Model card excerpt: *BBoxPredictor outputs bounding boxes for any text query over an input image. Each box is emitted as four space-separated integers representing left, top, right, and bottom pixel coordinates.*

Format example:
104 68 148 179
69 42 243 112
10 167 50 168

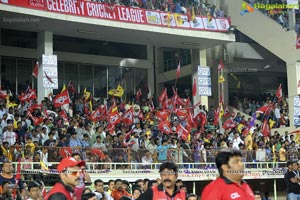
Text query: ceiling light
264 65 272 69
182 42 201 46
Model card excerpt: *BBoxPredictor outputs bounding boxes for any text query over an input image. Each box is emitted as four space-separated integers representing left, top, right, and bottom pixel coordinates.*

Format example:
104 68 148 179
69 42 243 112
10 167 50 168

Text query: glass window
108 66 122 91
94 66 107 98
79 64 93 93
1 57 16 93
134 68 148 100
122 67 134 97
17 58 33 94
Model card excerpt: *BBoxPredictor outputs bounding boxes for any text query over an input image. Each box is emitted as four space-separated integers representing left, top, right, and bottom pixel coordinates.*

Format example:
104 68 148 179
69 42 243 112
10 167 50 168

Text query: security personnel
201 150 255 200
46 157 85 200
137 161 186 200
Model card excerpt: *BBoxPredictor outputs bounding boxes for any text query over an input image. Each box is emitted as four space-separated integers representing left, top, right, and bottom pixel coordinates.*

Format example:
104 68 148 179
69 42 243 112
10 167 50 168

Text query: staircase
226 0 298 62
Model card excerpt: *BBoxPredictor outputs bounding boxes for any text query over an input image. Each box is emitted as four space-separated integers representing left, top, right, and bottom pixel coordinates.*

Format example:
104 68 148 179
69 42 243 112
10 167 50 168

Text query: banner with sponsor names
84 168 286 182
1 0 230 32
42 54 58 89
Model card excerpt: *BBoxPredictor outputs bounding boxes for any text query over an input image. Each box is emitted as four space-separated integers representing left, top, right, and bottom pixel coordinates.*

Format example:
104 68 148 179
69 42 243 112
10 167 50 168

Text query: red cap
57 157 85 172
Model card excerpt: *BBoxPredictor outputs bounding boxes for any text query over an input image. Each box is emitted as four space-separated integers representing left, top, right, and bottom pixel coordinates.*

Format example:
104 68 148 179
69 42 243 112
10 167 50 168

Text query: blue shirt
156 145 170 161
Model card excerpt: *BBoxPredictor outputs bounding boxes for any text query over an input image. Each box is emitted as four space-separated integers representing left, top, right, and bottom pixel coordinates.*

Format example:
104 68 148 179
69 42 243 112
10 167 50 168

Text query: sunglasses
63 169 83 176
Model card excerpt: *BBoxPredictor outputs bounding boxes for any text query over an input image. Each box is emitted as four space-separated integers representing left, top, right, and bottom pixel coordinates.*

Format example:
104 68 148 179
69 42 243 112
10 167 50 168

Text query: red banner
1 0 230 32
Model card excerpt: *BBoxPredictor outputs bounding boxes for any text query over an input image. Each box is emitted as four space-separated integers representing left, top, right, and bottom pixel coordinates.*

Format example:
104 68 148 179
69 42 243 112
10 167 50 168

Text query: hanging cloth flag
218 75 225 83
276 84 282 101
218 59 224 71
32 61 39 78
192 78 197 97
296 34 300 49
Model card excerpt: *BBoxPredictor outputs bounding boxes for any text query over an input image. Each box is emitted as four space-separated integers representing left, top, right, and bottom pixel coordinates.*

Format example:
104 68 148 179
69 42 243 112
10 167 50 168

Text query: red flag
261 119 270 137
59 109 69 122
222 119 237 129
0 89 7 99
158 120 172 134
256 104 271 114
125 129 133 140
53 90 71 108
90 148 105 160
224 106 230 118
107 112 120 125
156 110 170 122
176 123 189 140
136 88 142 101
276 84 282 101
122 107 133 125
192 78 197 96
296 34 300 49
218 59 224 71
159 88 167 102
28 112 44 126
138 110 144 121
176 61 181 78
175 109 187 120
44 71 54 83
67 80 76 93
213 109 219 126
19 88 37 102
28 103 42 112
59 147 72 158
89 106 103 122
32 61 39 78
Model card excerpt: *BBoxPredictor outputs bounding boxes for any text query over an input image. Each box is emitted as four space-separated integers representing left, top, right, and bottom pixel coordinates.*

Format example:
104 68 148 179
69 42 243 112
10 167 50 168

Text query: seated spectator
111 179 132 200
27 181 41 200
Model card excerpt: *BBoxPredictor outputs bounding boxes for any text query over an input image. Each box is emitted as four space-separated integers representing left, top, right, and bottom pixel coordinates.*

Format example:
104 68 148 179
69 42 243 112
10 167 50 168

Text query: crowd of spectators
246 0 300 33
0 85 294 198
87 0 226 19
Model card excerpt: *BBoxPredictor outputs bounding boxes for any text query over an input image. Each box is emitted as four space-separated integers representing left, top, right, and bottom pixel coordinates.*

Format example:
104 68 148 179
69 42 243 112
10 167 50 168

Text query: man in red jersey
201 149 255 200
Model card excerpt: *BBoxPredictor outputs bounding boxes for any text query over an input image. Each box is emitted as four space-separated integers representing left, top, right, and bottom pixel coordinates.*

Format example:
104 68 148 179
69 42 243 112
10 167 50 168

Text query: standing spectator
136 161 186 200
2 122 17 146
111 179 132 200
141 150 153 169
156 139 170 163
201 150 255 199
286 161 300 199
45 157 85 200
232 133 244 149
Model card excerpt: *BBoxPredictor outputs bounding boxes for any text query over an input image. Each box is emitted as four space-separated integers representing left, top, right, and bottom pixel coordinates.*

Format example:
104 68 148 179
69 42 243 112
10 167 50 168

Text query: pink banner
1 0 230 32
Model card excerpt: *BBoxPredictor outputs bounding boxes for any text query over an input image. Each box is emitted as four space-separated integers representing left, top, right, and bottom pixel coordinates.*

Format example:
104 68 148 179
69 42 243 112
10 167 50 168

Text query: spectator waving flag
53 90 71 108
59 109 69 122
276 84 282 101
0 89 7 99
222 119 237 129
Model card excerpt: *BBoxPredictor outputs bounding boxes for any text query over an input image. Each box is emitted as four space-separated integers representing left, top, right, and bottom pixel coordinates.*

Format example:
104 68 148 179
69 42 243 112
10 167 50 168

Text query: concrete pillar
191 49 209 112
287 61 300 128
37 31 53 103
156 47 164 96
288 9 296 31
147 45 155 99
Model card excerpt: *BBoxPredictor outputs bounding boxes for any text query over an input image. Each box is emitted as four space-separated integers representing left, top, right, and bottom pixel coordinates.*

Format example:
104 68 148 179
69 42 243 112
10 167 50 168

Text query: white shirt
274 107 280 119
232 137 244 149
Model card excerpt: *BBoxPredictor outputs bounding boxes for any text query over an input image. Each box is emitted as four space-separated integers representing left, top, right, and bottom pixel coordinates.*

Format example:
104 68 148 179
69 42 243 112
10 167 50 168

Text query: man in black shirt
286 161 300 200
